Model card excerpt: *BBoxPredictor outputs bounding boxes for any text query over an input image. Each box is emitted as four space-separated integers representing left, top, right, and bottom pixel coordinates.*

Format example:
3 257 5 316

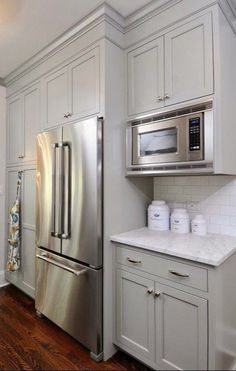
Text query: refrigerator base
90 351 103 362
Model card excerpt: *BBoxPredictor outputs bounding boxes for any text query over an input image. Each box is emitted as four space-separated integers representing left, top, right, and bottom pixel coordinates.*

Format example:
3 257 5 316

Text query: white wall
154 175 236 236
0 86 7 286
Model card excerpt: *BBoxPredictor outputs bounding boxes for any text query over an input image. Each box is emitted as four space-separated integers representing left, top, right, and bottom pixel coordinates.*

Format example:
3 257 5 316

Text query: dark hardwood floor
0 285 150 370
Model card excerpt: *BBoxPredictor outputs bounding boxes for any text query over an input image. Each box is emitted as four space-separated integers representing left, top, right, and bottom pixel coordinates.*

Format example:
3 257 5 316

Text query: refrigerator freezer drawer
35 248 102 356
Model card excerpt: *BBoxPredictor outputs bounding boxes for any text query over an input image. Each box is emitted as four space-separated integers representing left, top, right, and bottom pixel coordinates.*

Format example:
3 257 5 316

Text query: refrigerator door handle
36 254 87 276
51 143 58 237
62 142 71 239
58 142 64 238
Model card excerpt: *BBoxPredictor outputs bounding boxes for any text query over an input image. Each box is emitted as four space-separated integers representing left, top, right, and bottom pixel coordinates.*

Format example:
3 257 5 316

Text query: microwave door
36 128 62 254
132 118 187 166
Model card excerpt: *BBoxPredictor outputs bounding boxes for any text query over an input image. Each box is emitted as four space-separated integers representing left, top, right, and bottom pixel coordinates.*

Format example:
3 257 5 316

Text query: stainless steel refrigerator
35 117 103 361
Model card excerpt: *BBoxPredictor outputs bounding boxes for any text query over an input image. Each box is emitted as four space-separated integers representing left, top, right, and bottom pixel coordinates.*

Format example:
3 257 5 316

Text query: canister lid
152 200 166 206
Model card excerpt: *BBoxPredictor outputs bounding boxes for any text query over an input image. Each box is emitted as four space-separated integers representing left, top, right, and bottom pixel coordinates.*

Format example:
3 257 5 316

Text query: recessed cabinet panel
24 85 41 162
7 96 24 164
155 283 208 370
69 47 100 120
22 169 36 226
128 37 164 116
165 13 213 106
43 67 68 129
116 269 155 361
22 228 35 292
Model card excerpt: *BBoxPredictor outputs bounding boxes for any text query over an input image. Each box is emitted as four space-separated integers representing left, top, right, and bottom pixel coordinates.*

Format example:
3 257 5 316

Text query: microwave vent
130 102 212 127
126 162 213 176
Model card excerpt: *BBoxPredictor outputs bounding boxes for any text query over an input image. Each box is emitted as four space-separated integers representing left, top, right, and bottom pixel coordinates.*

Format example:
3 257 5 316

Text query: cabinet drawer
116 246 208 292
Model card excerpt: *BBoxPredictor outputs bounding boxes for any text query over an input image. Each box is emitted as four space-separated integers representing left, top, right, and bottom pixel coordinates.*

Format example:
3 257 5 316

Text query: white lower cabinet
116 269 155 362
155 283 207 370
115 248 208 370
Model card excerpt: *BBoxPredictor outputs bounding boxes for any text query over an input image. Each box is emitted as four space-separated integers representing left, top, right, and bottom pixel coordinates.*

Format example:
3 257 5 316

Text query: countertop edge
110 236 236 267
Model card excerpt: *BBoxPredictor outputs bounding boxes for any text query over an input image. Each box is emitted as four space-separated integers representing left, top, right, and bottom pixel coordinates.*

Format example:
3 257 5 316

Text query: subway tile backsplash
153 175 236 236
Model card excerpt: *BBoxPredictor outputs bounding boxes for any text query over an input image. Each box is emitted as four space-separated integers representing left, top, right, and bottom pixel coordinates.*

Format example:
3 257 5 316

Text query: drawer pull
169 269 190 278
154 291 161 298
147 288 153 295
127 257 142 264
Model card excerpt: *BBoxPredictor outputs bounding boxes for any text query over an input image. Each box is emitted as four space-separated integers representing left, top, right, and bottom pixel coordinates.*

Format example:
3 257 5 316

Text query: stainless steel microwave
126 103 213 176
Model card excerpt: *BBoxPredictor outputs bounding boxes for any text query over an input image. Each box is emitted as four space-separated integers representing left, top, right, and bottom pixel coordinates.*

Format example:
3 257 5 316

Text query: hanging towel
6 171 22 272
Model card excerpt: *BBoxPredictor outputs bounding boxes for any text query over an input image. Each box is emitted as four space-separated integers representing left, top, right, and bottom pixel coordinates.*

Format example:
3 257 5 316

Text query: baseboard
0 270 9 288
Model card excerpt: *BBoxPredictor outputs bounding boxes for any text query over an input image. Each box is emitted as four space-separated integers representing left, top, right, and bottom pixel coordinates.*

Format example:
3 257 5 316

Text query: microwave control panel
189 117 201 151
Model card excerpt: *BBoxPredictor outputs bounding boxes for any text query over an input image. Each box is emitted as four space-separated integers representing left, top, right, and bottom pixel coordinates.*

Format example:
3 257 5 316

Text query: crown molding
4 0 236 87
124 0 182 30
4 2 124 86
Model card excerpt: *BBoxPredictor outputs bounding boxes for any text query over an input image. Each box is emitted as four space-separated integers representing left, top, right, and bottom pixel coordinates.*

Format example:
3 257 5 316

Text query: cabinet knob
154 291 161 298
64 112 72 118
157 96 164 101
18 155 24 159
164 94 170 99
147 288 153 295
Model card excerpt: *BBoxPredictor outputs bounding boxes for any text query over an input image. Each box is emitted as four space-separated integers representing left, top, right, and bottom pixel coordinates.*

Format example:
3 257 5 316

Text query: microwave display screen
189 117 201 151
139 127 177 156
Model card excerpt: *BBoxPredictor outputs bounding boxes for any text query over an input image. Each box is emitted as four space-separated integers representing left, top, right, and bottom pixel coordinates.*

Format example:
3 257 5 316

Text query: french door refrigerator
35 117 103 361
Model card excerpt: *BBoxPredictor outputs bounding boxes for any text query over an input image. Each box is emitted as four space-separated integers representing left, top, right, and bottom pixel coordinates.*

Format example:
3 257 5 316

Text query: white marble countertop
111 227 236 266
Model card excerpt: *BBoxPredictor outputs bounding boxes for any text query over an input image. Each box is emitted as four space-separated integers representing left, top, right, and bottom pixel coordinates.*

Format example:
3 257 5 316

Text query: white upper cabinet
7 95 24 164
164 13 213 106
42 66 68 129
42 47 100 130
127 12 214 116
128 38 164 116
24 84 41 162
7 83 41 165
68 47 100 120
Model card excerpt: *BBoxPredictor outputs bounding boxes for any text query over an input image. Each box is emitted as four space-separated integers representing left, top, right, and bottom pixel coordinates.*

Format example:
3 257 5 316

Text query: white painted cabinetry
128 37 164 115
114 245 209 370
127 12 213 116
155 283 207 370
42 46 100 129
116 269 155 362
7 83 40 165
42 66 68 129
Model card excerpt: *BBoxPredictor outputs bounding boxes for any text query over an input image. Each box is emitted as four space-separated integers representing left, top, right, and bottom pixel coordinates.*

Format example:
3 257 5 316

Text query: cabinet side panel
214 7 236 174
103 39 153 361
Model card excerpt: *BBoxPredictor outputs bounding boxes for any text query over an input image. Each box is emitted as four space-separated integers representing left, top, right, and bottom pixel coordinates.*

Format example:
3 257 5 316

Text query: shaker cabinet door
128 37 164 116
42 66 68 129
7 95 24 164
68 47 100 120
164 13 213 106
116 269 155 362
23 84 41 162
155 283 208 370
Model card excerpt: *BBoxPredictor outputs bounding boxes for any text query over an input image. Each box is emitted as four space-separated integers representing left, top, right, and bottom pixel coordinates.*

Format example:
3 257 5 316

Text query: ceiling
0 0 153 79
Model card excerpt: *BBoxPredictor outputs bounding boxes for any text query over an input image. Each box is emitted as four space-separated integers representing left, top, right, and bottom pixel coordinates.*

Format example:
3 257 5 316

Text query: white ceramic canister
171 208 190 234
148 200 170 231
191 214 207 236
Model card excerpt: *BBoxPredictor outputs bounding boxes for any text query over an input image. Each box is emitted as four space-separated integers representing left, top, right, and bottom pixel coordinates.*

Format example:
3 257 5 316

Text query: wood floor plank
0 285 150 370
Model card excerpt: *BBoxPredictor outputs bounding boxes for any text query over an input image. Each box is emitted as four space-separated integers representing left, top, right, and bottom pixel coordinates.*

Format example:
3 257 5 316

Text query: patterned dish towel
6 171 22 272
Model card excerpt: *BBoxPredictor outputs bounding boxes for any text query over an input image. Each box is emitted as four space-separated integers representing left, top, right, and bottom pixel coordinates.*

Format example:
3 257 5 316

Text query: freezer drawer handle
36 254 87 276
